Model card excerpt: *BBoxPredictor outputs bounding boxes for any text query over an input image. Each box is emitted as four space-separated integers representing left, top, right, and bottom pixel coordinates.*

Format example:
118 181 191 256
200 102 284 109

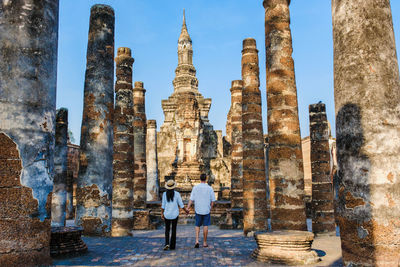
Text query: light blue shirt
162 191 184 220
190 183 216 215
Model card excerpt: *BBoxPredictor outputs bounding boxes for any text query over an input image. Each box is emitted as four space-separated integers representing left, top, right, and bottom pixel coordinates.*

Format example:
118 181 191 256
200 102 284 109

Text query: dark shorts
195 213 211 227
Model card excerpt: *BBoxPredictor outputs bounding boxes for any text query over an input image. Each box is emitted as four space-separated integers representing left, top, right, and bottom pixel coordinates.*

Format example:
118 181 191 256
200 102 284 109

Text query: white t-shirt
190 183 216 215
162 191 184 220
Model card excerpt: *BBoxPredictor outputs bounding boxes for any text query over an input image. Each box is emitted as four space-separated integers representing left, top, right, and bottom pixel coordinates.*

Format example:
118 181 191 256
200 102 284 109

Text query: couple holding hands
161 174 216 250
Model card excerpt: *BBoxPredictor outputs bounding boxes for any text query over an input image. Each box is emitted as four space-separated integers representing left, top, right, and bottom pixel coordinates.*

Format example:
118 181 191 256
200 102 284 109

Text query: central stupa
157 10 224 199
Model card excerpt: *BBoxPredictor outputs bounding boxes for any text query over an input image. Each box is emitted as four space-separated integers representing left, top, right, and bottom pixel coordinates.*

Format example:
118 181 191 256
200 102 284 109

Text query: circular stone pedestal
50 226 88 257
252 230 320 265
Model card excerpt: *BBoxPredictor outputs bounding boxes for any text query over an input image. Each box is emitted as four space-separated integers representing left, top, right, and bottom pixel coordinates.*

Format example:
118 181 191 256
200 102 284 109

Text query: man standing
187 173 216 248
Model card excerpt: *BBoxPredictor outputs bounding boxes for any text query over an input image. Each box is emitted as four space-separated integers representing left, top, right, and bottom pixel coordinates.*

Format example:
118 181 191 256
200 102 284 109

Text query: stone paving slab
53 225 342 267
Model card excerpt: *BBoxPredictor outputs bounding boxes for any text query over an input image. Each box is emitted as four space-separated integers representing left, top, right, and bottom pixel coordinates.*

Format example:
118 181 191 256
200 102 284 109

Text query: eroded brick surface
66 143 79 219
332 0 400 265
263 0 307 231
0 134 52 266
112 47 135 237
309 103 335 235
0 1 58 264
76 4 115 236
241 38 268 235
133 81 147 211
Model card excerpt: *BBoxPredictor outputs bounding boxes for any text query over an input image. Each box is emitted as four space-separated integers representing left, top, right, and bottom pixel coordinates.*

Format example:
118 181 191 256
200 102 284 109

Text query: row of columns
227 1 400 266
73 5 160 236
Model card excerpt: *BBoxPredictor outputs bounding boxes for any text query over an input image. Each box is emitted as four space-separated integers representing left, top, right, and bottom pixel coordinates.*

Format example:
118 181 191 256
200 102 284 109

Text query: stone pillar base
133 209 155 230
252 230 320 265
50 226 88 257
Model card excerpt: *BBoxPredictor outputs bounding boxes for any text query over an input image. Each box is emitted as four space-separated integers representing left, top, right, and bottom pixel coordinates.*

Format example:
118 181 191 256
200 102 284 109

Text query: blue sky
57 1 400 144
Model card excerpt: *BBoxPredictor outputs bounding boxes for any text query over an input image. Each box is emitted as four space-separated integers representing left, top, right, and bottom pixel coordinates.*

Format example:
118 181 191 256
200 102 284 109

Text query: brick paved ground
53 221 342 266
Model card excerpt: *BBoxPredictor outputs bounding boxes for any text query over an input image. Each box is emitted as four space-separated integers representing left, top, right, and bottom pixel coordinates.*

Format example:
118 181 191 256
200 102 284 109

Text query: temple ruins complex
1 1 400 266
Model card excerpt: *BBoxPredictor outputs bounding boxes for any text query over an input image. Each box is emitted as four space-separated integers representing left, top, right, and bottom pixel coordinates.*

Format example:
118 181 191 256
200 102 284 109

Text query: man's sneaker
163 245 169 250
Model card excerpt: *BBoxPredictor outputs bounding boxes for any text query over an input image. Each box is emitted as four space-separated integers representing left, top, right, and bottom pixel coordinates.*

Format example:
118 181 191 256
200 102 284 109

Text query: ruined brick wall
332 0 400 265
76 4 115 236
0 1 59 265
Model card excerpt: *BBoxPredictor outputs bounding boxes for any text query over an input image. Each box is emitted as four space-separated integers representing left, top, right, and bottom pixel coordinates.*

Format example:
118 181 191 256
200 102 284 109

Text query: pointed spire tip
179 8 191 41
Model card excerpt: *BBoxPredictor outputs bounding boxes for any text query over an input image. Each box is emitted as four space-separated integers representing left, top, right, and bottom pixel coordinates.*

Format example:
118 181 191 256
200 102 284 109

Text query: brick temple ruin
157 11 230 203
1 0 400 266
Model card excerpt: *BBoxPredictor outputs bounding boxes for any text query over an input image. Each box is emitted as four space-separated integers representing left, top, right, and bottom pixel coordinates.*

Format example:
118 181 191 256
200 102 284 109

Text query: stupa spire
179 9 191 42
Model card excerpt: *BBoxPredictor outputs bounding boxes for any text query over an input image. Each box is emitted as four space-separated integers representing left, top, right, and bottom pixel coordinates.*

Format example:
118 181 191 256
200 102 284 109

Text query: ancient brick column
133 81 150 229
51 108 69 227
309 103 335 234
66 171 74 219
0 1 59 265
111 47 134 237
263 0 307 231
241 38 268 235
332 0 400 265
229 80 244 228
66 143 79 219
146 120 160 202
76 4 115 236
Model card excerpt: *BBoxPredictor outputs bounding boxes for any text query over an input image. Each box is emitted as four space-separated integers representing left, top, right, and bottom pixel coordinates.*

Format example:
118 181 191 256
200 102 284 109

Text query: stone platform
53 224 342 266
50 226 88 257
252 230 320 265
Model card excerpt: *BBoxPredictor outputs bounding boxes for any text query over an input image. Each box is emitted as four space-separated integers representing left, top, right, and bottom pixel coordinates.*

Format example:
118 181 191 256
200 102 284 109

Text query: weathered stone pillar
111 47 134 237
332 0 400 265
66 162 74 220
263 0 307 231
0 1 59 265
241 38 268 235
133 81 150 229
230 80 244 228
309 103 335 234
76 4 114 236
51 108 69 227
146 120 160 202
66 143 79 219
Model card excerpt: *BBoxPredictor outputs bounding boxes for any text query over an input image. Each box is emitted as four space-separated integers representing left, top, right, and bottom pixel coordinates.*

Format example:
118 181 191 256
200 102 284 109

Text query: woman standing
161 179 188 250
